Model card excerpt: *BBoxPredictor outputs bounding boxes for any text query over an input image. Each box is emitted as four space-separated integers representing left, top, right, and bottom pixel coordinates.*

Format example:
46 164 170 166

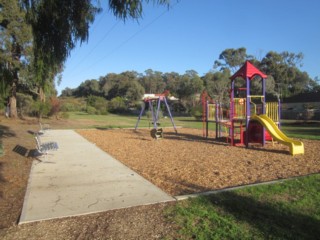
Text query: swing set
135 91 177 139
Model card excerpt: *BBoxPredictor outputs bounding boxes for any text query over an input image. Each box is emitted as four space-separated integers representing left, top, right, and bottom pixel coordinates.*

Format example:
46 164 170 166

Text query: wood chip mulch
77 128 320 196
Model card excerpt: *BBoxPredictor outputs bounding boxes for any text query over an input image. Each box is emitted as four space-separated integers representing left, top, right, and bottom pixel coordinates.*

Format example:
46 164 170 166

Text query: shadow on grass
205 191 320 239
0 125 16 139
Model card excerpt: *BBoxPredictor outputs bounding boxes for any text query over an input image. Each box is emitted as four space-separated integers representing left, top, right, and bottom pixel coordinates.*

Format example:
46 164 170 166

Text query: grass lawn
67 112 204 129
167 174 320 239
67 112 320 140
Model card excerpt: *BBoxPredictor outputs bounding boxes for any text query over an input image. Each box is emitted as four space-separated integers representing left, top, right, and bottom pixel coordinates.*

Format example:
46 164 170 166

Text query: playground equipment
203 61 304 155
135 91 177 139
251 115 304 155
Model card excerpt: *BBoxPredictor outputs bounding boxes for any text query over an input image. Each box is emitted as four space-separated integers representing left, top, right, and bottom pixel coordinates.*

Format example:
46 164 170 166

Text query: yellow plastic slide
251 114 304 155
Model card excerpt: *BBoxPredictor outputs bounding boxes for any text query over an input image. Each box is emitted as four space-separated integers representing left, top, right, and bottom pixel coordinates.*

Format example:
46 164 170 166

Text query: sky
58 0 320 95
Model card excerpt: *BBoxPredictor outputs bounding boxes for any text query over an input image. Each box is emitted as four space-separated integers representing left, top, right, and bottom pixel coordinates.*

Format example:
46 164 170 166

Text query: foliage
31 100 51 118
49 96 61 118
60 45 319 115
59 111 70 119
22 0 170 99
259 51 311 98
203 69 231 104
86 105 97 115
86 95 108 114
24 0 100 86
214 47 253 73
190 105 202 120
108 96 127 113
60 97 87 112
0 0 33 117
16 92 34 117
109 0 170 20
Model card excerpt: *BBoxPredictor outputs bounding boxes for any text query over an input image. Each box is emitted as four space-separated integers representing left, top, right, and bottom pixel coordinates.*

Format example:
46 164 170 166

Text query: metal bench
35 133 59 156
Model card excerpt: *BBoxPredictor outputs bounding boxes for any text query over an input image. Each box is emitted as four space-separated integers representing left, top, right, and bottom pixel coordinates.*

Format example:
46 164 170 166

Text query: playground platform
19 130 174 224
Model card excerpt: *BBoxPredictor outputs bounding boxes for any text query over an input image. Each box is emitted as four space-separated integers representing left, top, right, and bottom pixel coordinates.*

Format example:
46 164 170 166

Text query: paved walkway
20 130 174 224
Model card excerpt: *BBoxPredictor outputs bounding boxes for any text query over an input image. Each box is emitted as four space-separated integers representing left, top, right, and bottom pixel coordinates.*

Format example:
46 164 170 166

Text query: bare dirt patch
77 128 320 196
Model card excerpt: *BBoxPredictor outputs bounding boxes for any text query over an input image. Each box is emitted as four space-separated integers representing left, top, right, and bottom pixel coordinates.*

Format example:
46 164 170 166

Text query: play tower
203 61 304 155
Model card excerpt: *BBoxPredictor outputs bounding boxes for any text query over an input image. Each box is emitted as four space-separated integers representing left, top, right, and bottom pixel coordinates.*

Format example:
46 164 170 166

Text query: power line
68 21 120 74
75 1 180 76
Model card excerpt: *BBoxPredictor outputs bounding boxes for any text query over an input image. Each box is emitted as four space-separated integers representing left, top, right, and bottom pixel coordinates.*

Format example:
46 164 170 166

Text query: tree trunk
9 96 17 118
9 81 18 118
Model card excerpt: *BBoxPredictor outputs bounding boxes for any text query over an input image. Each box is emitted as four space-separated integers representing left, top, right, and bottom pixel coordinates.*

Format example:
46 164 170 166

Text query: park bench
35 133 59 156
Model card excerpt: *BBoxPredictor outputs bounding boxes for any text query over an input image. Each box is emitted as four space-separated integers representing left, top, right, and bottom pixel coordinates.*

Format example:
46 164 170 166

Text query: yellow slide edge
251 114 304 155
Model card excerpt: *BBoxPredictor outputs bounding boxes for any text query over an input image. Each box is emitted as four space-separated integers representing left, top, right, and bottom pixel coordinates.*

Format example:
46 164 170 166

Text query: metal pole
164 97 177 133
135 101 146 130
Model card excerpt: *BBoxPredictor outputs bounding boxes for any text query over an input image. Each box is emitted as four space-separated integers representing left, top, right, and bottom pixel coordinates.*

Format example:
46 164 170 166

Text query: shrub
49 97 61 118
108 97 127 113
86 106 97 115
59 112 70 119
87 95 108 115
59 97 86 112
190 105 203 120
31 101 51 118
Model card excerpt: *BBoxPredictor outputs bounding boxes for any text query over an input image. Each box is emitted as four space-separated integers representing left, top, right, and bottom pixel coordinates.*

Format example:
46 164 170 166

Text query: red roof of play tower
230 61 267 80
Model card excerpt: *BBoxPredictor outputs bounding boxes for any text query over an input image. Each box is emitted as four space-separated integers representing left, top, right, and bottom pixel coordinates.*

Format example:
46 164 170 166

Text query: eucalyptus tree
23 0 170 96
259 51 307 98
0 0 33 118
140 69 165 94
214 47 253 73
162 71 181 96
203 69 231 104
176 70 204 111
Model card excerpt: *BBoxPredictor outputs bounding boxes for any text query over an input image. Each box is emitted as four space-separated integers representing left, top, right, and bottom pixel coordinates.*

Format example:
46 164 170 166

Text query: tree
176 70 203 112
203 69 231 104
74 79 101 97
259 51 306 98
214 47 253 73
163 71 181 96
0 0 33 118
23 0 170 98
140 69 165 93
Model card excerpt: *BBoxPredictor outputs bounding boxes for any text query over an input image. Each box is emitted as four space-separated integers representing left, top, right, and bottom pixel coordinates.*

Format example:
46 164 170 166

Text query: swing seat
150 128 163 139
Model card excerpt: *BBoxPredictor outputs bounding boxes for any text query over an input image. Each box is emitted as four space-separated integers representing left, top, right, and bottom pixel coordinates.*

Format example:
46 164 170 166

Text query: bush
59 112 69 119
59 97 86 112
108 97 127 113
190 105 203 120
31 101 51 118
87 95 108 115
86 106 97 115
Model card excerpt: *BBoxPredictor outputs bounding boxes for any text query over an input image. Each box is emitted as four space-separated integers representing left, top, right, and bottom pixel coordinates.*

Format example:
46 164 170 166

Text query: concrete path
20 130 174 224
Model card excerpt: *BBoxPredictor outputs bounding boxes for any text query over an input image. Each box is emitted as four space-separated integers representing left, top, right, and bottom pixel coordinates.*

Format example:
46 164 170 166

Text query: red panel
230 61 267 80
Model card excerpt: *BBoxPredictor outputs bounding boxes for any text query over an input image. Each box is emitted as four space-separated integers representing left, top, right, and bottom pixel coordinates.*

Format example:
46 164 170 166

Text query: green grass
281 121 320 140
67 112 320 139
167 174 320 240
67 112 204 129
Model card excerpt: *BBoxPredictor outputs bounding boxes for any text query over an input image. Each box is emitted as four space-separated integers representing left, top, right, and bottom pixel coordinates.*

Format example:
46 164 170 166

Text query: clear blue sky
58 0 320 94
